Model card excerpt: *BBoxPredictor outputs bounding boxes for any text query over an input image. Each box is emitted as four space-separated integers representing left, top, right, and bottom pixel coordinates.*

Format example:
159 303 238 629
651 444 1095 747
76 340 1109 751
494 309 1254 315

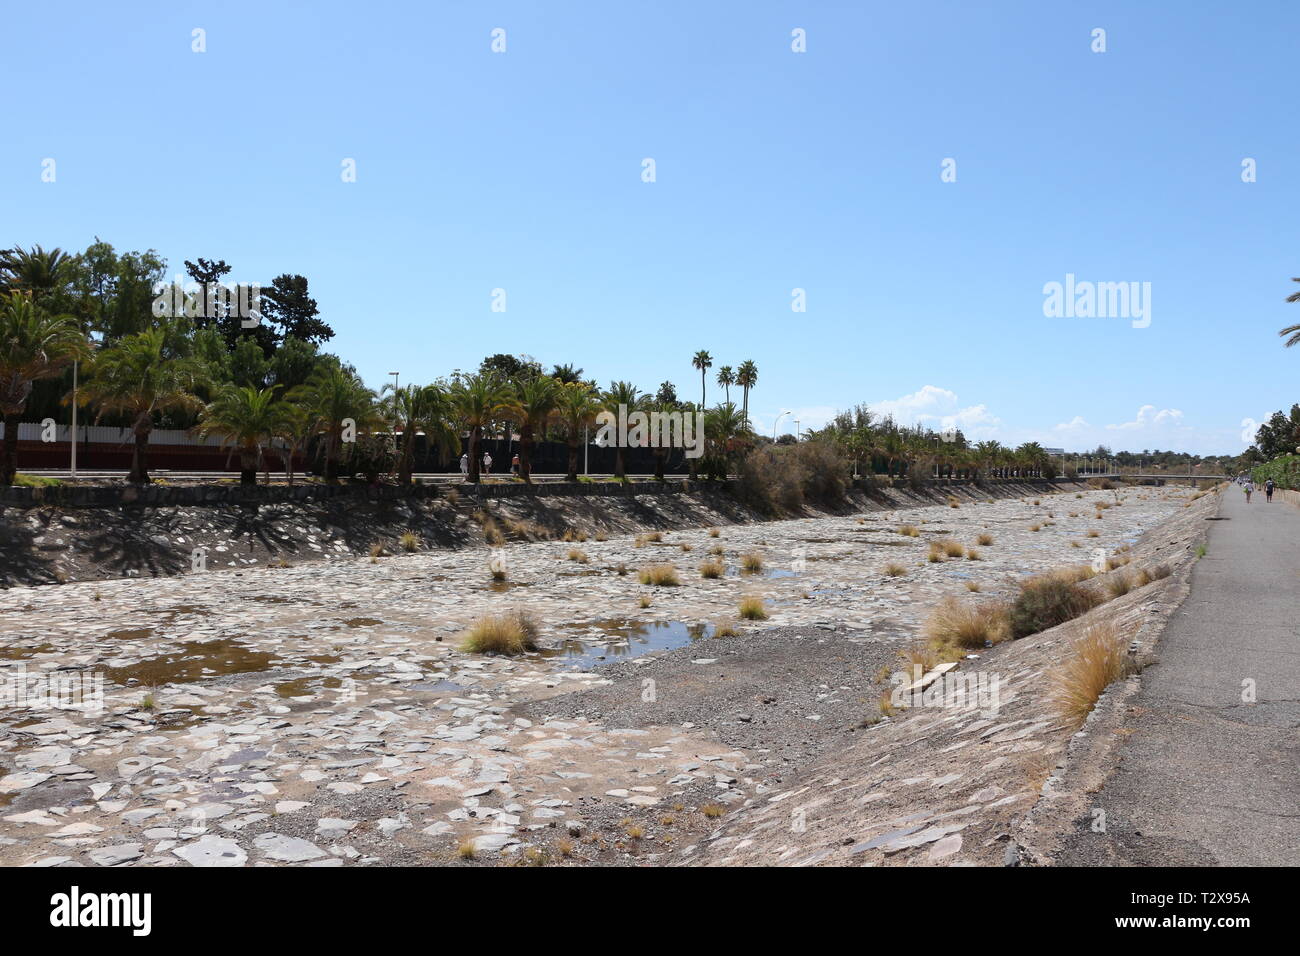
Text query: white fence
1 422 229 447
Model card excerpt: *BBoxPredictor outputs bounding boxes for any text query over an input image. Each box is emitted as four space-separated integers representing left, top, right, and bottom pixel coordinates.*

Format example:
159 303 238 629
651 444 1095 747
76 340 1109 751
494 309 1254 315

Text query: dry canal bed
0 485 1196 866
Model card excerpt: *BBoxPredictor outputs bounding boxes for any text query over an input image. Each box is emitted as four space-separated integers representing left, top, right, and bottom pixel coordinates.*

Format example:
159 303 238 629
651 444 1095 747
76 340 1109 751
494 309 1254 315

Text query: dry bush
461 611 540 655
884 562 908 577
713 620 740 638
708 527 721 538
399 531 420 552
1009 573 1101 639
1050 622 1133 727
1105 571 1134 598
699 560 725 579
735 441 851 515
637 564 680 586
965 547 981 561
976 532 994 546
740 552 765 573
936 538 963 558
898 525 920 537
566 548 589 563
738 596 768 620
924 595 1011 649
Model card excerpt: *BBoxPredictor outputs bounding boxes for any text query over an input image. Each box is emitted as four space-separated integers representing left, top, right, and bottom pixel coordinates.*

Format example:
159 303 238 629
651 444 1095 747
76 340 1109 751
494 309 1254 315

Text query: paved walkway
1059 484 1300 866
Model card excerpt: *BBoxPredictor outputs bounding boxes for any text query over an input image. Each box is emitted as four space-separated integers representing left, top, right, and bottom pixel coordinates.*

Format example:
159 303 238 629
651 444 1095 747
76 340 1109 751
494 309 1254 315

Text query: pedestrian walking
1244 478 1254 503
511 453 521 477
482 451 492 477
1266 478 1275 503
459 453 469 479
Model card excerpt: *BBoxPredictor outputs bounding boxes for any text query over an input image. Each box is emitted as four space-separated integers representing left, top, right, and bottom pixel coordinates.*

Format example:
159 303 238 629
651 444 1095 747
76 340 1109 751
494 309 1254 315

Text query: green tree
380 383 456 485
0 293 91 485
555 382 601 481
78 326 207 483
691 350 713 408
506 375 560 483
716 365 735 405
448 371 511 483
290 364 378 482
195 385 297 485
736 359 759 426
601 381 641 479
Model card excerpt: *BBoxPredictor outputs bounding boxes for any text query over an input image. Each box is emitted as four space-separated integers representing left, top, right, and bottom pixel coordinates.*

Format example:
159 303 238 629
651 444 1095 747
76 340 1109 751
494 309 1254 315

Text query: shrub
965 548 981 560
924 595 1011 649
884 562 908 577
740 552 765 573
708 527 721 537
461 611 540 655
898 525 920 537
738 596 768 620
637 564 680 586
713 621 740 638
735 441 850 515
1105 571 1134 598
566 548 589 563
1050 623 1133 727
939 539 964 558
399 531 420 552
638 595 651 608
976 532 994 546
1009 574 1101 639
699 560 725 579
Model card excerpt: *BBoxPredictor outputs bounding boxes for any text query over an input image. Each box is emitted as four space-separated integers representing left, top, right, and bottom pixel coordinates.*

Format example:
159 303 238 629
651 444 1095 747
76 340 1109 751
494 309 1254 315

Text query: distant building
1043 447 1065 456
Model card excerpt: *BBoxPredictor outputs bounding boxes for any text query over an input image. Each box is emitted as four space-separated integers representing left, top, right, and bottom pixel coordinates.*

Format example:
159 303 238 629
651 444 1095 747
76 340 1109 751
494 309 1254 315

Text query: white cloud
868 386 1002 438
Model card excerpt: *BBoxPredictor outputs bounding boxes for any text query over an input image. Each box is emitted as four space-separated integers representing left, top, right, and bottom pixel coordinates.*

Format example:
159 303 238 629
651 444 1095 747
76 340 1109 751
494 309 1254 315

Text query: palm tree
1280 278 1300 347
448 371 511 483
195 385 297 485
78 327 206 483
381 383 456 485
555 382 601 481
736 359 758 426
290 364 378 483
0 293 91 485
550 363 584 384
0 245 76 301
716 365 735 405
703 401 750 476
601 381 641 479
691 350 713 408
506 375 560 483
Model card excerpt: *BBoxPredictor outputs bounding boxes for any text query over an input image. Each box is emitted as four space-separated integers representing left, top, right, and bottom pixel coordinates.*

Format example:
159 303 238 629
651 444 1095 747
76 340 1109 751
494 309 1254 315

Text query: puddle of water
106 628 155 640
0 643 55 660
104 640 282 686
274 675 343 698
545 619 714 669
727 567 799 579
408 679 463 693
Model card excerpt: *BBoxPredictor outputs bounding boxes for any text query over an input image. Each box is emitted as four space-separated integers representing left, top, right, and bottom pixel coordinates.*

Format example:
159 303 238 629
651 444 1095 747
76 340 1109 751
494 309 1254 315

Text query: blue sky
5 0 1298 455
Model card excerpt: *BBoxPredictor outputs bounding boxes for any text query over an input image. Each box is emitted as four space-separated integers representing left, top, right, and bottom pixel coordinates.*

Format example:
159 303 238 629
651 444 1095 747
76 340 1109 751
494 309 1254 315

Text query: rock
173 836 248 867
86 844 144 866
253 833 326 863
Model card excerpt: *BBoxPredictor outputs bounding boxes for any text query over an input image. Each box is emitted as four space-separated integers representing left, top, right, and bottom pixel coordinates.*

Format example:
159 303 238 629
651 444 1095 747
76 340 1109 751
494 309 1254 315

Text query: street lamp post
70 359 78 478
773 410 791 440
389 371 400 393
794 419 801 441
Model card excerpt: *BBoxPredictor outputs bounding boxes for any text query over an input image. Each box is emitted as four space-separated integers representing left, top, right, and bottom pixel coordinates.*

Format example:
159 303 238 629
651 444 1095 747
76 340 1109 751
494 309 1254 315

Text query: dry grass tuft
637 563 680 586
399 531 420 552
566 548 589 563
460 611 540 655
713 620 741 638
699 560 725 579
884 562 908 577
708 527 721 538
740 552 765 573
976 532 994 546
924 595 1011 649
1050 622 1133 727
897 524 920 537
965 547 981 561
738 596 768 620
